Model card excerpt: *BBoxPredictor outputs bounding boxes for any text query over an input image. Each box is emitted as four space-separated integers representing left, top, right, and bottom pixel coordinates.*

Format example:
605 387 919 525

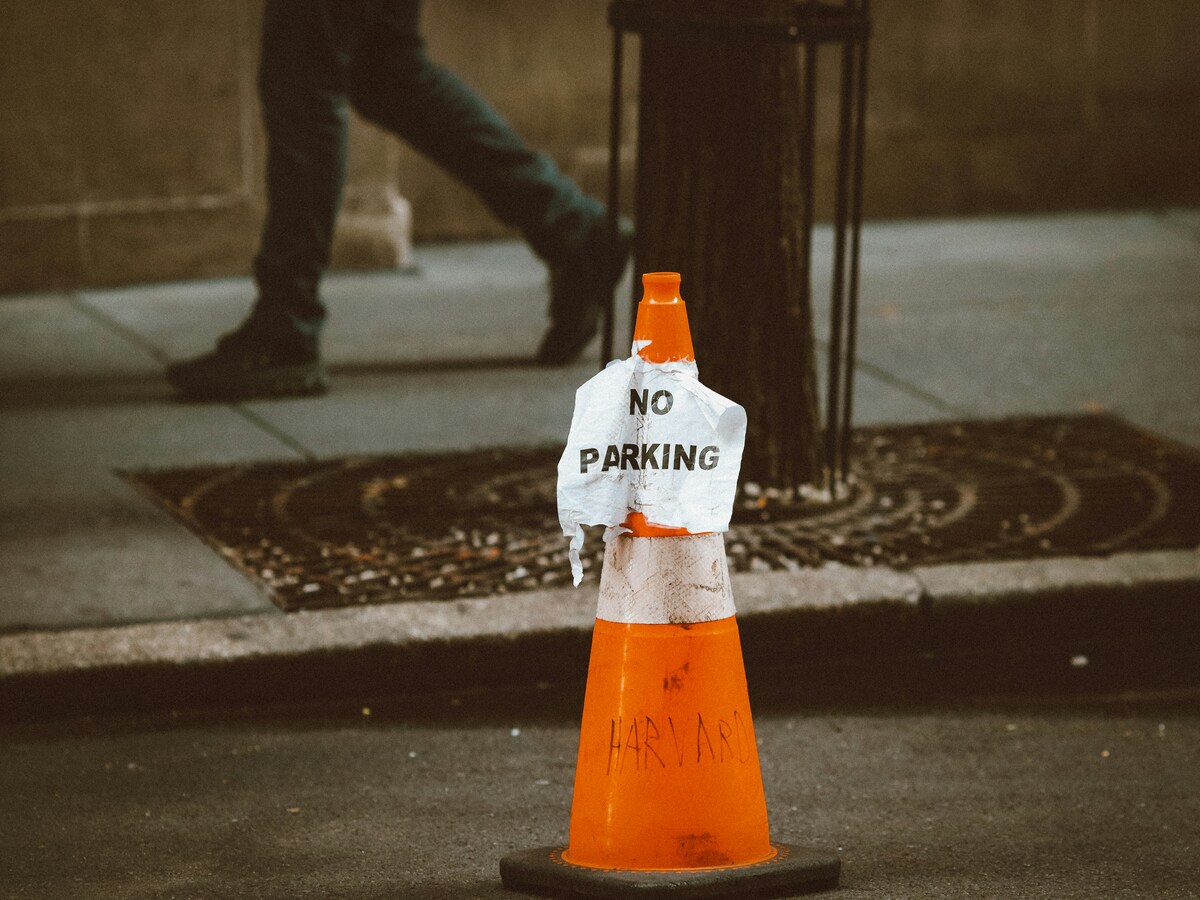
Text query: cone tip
641 272 681 303
633 270 693 365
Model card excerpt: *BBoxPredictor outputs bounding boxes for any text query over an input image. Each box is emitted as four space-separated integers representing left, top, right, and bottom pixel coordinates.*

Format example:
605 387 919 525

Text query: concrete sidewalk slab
1164 208 1200 241
0 473 276 633
76 241 624 372
0 295 293 632
243 364 593 459
841 211 1200 446
0 293 167 407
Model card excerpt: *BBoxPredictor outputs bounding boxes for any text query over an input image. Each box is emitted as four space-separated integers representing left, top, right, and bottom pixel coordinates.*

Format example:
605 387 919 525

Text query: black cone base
499 842 840 898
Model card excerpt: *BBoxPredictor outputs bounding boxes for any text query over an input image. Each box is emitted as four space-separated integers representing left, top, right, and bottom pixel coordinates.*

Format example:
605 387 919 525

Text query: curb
2 550 1197 720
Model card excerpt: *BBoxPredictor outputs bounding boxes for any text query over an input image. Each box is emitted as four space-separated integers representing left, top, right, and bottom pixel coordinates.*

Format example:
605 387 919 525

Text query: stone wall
863 0 1200 217
1 0 1197 293
0 0 405 294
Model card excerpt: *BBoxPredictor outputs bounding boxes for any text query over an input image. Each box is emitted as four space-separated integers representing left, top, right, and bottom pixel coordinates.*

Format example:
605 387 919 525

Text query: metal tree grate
126 415 1200 613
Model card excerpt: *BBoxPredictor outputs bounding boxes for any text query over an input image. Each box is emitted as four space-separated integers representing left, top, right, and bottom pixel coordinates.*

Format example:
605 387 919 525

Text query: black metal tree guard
601 0 871 494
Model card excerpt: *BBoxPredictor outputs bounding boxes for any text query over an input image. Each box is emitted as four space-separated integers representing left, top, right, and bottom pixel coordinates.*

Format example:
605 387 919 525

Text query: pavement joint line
1 549 1195 681
69 290 317 461
813 336 971 418
847 356 973 418
68 292 171 365
1154 207 1200 248
228 404 317 462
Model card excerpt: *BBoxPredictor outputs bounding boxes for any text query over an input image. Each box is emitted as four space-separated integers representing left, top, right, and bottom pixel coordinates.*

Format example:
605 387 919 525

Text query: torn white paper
557 355 747 585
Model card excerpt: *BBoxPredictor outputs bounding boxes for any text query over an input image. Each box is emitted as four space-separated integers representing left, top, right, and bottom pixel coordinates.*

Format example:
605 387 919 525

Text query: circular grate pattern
127 415 1200 612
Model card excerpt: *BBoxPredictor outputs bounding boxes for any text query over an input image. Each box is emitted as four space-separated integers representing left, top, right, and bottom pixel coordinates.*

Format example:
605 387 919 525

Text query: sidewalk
2 209 1198 716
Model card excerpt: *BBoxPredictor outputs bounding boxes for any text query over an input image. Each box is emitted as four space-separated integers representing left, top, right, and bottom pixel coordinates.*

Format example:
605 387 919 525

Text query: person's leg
167 0 367 399
252 0 368 348
347 2 604 267
347 2 631 364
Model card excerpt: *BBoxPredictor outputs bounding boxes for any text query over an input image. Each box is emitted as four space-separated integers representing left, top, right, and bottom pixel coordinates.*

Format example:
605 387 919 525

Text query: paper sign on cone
557 342 746 585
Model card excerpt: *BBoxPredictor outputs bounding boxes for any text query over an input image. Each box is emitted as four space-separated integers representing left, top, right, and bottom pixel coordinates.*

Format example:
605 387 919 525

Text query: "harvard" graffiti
604 711 754 774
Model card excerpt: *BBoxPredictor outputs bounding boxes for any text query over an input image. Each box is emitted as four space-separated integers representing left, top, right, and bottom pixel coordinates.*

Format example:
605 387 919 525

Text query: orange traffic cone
501 273 840 898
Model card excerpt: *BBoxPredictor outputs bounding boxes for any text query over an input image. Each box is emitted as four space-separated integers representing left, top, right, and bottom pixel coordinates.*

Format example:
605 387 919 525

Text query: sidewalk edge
2 550 1196 718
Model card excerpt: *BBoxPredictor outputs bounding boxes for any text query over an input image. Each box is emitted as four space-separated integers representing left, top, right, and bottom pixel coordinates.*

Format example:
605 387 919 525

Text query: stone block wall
862 0 1200 217
0 0 406 294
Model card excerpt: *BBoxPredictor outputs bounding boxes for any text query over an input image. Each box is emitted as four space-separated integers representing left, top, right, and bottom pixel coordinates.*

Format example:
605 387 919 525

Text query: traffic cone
501 273 840 898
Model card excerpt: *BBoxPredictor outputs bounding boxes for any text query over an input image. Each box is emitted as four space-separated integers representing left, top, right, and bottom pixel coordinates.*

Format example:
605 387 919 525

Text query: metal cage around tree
601 0 872 494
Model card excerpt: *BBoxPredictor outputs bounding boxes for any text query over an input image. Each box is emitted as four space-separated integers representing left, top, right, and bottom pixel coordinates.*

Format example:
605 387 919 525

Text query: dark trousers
253 0 604 345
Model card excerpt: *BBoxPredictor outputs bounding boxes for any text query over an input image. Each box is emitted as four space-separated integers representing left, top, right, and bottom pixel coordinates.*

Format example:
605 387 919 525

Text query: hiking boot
536 216 634 366
166 321 328 402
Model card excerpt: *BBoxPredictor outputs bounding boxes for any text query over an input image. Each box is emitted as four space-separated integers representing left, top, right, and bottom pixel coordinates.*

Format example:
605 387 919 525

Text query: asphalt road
2 684 1198 900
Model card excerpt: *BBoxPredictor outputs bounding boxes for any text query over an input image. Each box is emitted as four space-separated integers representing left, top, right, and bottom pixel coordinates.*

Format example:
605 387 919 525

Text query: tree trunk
634 0 823 492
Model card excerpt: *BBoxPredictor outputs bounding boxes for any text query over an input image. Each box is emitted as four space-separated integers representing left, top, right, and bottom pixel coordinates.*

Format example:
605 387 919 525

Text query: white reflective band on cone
596 533 737 625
